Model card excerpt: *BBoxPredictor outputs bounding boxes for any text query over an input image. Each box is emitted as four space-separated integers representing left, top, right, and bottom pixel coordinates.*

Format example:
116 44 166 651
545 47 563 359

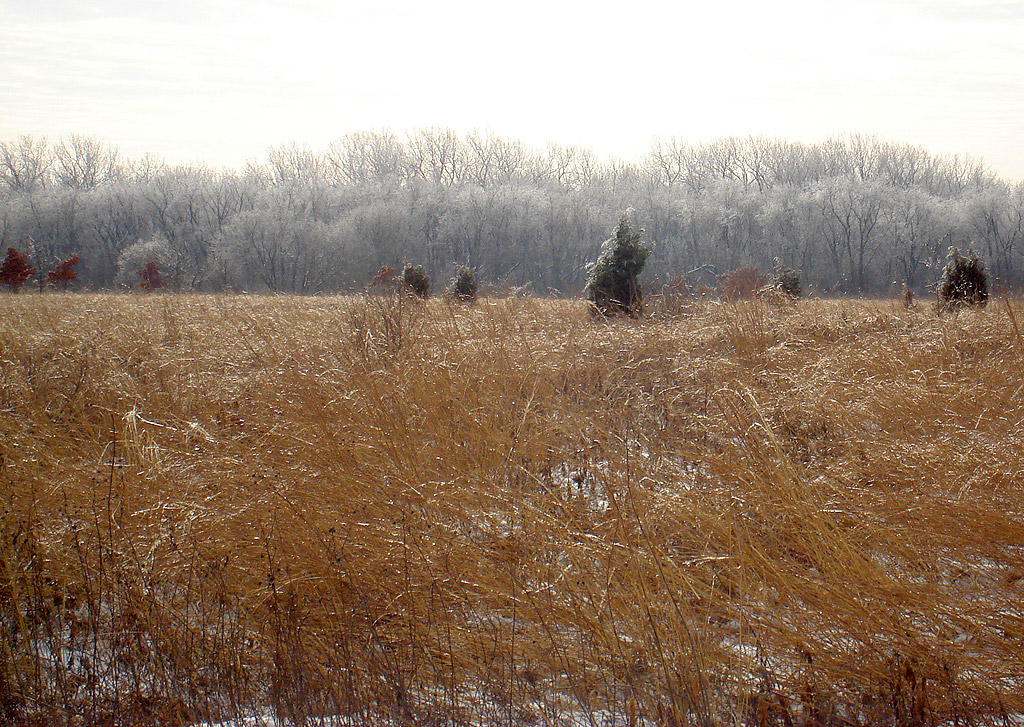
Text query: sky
2 0 1023 180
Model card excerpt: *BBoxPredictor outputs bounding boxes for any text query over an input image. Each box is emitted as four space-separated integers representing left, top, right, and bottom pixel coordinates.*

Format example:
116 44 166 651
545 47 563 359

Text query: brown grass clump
652 275 694 317
1 292 1023 725
720 267 769 301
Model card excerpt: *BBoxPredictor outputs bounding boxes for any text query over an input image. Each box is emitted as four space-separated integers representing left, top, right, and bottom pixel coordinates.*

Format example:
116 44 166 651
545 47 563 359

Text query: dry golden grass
1 291 1022 726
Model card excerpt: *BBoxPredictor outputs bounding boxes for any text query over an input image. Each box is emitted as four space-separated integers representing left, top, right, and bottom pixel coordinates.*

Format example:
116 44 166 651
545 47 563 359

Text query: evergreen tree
448 265 477 302
938 247 988 311
586 211 651 317
402 264 430 298
774 258 802 299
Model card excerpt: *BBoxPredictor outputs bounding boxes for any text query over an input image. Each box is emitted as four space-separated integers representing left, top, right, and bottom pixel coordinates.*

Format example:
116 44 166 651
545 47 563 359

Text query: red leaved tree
47 254 80 291
0 247 36 292
368 265 398 294
137 260 163 292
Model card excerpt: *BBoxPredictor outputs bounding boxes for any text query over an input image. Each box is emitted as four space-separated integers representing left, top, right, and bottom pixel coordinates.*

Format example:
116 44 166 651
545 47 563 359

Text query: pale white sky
2 0 1022 179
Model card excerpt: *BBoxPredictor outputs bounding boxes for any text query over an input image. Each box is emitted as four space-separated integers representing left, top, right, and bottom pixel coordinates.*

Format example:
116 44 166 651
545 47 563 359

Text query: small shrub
719 267 767 301
368 266 399 296
0 246 36 292
586 211 652 317
448 265 478 302
402 264 430 298
370 266 397 288
774 259 801 299
47 254 80 290
938 247 988 312
117 236 172 288
137 260 163 292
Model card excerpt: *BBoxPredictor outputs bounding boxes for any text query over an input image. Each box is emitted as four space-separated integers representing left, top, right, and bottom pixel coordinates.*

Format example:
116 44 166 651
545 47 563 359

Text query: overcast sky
2 0 1022 179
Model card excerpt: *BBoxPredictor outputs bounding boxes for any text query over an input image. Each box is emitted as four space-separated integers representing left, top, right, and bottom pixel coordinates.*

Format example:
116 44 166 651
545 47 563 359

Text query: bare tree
645 137 691 189
883 188 954 288
217 209 300 292
959 182 1024 285
406 128 468 185
0 136 52 192
817 177 887 290
326 130 407 185
266 143 327 186
464 132 532 187
0 127 1018 294
53 135 121 188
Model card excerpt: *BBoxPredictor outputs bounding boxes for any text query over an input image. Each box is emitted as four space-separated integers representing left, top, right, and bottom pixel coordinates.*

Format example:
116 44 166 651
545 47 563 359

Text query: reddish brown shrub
47 254 80 290
369 265 398 293
137 260 163 292
0 246 36 292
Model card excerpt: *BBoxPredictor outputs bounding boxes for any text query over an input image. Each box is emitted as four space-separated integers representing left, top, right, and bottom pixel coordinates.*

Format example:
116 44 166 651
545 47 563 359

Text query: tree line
1 130 1022 295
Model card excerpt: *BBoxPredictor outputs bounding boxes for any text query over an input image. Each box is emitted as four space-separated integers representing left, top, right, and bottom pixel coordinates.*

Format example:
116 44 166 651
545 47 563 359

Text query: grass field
1 292 1023 726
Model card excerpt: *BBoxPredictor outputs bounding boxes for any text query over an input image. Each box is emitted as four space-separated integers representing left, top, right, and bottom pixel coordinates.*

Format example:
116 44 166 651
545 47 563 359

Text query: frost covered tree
0 130 1021 294
52 135 121 189
0 136 52 192
214 209 340 293
117 236 172 288
586 211 651 317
